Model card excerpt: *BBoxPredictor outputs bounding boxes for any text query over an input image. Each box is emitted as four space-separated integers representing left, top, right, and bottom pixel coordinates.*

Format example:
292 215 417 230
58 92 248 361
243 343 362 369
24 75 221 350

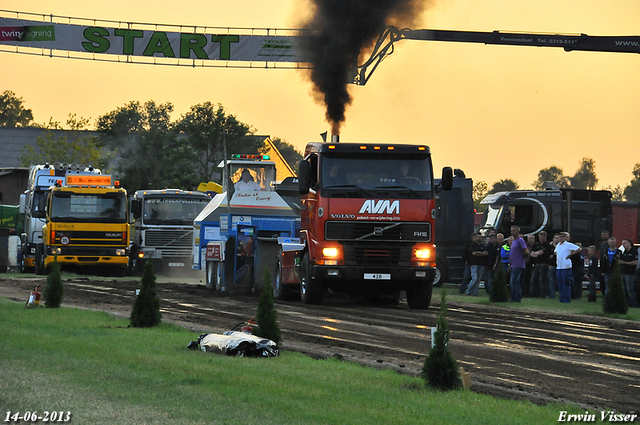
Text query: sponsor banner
231 191 291 209
327 198 429 221
0 17 307 63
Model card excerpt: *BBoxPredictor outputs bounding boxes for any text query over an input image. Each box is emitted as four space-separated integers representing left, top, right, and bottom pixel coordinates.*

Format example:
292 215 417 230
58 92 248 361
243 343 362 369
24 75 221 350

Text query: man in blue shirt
555 232 582 303
509 226 529 303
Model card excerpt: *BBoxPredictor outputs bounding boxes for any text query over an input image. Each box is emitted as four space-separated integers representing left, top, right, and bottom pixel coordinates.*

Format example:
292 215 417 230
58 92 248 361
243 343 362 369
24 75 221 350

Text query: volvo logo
330 214 356 219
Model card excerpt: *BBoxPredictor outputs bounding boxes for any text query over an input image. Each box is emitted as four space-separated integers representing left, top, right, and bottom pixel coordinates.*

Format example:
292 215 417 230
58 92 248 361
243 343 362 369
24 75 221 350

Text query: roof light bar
231 154 270 160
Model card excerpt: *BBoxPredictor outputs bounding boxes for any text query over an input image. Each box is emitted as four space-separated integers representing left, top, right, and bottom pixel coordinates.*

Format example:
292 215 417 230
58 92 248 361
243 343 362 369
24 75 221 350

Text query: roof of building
0 127 98 168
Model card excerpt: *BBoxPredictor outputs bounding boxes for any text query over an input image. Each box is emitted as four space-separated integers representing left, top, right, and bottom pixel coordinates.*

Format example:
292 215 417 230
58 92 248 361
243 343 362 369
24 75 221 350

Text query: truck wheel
300 253 324 305
115 265 128 277
407 280 433 309
206 261 219 290
273 258 294 301
35 245 45 276
433 262 447 288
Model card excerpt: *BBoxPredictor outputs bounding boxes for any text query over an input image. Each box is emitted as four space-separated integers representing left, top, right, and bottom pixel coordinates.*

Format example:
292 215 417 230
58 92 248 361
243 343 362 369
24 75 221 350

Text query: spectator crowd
458 228 640 308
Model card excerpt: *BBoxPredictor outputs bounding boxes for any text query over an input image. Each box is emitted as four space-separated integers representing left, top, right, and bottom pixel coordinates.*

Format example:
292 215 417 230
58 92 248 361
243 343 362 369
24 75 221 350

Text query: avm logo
359 200 400 214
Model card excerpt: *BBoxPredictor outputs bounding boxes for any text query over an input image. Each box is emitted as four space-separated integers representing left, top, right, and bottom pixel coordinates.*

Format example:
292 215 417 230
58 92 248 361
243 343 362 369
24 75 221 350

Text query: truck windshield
50 192 127 223
143 197 210 225
321 154 433 198
230 164 276 192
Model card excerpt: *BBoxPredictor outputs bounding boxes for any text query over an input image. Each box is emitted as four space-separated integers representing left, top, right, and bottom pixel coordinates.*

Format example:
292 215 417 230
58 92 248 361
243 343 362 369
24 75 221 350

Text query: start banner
0 17 307 63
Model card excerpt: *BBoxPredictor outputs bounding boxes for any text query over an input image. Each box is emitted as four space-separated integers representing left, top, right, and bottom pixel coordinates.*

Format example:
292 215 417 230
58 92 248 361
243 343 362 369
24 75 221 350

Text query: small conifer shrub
422 290 462 391
603 263 628 315
255 268 281 345
130 261 162 328
44 257 63 308
490 261 510 303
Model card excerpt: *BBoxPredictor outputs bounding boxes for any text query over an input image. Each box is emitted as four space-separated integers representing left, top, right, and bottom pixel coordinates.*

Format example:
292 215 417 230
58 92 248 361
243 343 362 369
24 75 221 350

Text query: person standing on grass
509 226 529 303
600 237 621 297
598 229 611 296
500 235 512 283
467 233 486 296
530 231 551 298
483 234 498 294
571 241 585 300
619 239 639 308
548 233 560 299
459 233 474 294
555 232 582 304
523 234 536 297
587 245 600 302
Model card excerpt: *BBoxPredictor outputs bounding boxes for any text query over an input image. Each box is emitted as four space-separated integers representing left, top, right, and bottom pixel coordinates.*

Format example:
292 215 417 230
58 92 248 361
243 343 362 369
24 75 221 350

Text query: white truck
129 189 211 274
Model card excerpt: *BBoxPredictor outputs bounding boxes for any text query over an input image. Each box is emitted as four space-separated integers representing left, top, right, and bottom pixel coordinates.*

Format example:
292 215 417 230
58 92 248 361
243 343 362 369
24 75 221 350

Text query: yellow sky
2 0 639 190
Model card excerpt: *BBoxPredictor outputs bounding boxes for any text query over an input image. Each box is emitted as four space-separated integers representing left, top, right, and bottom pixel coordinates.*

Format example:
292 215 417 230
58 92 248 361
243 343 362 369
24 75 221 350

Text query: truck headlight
116 249 126 256
411 244 434 267
50 247 62 255
316 244 343 266
322 247 339 258
413 248 431 260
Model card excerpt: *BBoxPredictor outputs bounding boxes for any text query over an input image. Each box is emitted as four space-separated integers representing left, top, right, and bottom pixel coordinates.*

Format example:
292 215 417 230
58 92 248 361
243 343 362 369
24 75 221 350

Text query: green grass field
435 285 640 321
0 297 590 425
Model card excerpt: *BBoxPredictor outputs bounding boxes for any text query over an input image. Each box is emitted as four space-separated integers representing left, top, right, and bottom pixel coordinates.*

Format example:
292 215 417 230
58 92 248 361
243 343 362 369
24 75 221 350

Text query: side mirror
131 199 141 219
298 160 310 195
441 167 453 191
19 193 27 214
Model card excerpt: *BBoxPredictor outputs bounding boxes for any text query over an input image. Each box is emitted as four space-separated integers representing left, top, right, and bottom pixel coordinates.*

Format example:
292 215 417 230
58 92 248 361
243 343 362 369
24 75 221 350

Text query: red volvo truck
273 140 452 309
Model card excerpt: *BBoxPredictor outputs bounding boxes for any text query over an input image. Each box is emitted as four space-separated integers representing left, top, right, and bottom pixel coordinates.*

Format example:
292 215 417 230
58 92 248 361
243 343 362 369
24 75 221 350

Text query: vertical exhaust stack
331 134 340 143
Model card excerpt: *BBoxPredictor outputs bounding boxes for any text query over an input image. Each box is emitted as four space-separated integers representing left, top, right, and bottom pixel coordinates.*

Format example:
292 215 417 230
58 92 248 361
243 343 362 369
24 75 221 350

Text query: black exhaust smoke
299 0 428 134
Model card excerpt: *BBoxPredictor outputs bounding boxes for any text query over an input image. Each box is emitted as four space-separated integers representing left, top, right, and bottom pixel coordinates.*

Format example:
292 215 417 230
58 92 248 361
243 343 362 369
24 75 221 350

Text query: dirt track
2 276 639 414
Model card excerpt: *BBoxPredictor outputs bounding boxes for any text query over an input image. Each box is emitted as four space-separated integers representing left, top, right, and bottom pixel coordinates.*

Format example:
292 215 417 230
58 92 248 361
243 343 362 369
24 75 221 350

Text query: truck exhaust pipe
331 134 340 143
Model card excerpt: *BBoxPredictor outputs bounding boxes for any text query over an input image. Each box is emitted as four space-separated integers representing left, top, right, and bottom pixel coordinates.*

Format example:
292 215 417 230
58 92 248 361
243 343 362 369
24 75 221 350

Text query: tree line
473 157 640 210
1 90 302 194
3 90 639 200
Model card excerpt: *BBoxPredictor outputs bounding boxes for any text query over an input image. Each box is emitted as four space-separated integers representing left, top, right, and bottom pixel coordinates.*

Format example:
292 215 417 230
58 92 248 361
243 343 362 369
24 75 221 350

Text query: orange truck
273 139 452 309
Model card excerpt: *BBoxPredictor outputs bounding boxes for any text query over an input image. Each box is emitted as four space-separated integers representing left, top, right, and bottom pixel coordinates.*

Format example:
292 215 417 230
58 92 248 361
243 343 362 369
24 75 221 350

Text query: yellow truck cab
37 173 129 276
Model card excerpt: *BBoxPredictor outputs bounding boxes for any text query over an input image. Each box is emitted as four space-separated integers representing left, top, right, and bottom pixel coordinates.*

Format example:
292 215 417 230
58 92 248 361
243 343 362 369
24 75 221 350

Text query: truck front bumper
45 255 129 267
313 265 435 290
44 246 129 267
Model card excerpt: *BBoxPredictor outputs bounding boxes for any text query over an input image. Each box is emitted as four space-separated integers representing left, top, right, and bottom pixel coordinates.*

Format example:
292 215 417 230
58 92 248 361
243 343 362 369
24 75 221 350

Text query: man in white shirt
555 232 582 303
234 169 262 191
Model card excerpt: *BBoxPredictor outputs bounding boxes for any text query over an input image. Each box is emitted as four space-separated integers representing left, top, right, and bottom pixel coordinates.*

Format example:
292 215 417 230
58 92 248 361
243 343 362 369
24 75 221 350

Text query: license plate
364 273 391 280
168 262 184 267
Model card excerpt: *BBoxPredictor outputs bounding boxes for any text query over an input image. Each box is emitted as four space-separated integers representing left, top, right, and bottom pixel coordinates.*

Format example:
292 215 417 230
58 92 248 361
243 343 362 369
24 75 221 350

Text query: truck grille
59 247 119 256
52 230 125 246
325 221 431 242
342 243 412 267
144 229 193 249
